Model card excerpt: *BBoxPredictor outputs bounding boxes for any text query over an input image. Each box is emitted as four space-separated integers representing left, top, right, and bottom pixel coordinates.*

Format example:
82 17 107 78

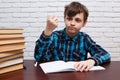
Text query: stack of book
0 29 25 74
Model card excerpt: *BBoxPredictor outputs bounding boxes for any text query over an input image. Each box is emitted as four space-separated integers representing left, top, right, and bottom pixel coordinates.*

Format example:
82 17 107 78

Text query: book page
40 61 69 73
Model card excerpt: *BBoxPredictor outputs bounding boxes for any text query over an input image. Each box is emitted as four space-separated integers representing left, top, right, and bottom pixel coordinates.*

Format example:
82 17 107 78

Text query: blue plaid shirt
34 28 110 65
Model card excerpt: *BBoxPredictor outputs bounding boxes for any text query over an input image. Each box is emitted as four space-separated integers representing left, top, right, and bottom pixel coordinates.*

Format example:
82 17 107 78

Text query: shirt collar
61 28 80 42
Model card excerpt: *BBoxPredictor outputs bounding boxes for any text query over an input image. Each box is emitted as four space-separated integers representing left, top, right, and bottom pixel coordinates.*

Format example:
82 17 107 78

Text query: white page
89 66 105 71
40 61 69 73
40 61 105 73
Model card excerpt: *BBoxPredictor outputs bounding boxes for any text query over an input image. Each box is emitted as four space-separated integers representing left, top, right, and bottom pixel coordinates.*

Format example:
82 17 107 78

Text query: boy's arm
85 34 111 65
34 31 53 62
34 14 58 62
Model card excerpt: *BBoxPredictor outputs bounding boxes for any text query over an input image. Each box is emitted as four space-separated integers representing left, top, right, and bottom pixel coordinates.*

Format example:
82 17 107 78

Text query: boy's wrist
88 58 97 65
44 29 53 36
42 31 51 38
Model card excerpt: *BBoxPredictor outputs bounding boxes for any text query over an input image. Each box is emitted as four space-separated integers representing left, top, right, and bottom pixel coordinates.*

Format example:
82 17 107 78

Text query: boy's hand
74 59 95 72
44 14 58 36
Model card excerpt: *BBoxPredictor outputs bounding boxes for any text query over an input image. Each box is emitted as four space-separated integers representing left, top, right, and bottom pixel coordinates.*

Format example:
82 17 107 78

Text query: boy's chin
68 30 77 34
68 31 77 35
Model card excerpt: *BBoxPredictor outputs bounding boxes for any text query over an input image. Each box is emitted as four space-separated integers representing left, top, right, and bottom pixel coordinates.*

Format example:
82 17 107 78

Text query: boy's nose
70 20 75 26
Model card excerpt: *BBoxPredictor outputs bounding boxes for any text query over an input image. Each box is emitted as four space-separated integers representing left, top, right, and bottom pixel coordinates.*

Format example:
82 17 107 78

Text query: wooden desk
0 60 120 80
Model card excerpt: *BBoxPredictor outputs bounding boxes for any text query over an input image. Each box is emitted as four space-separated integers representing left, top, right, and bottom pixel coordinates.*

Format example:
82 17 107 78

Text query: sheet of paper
90 66 105 71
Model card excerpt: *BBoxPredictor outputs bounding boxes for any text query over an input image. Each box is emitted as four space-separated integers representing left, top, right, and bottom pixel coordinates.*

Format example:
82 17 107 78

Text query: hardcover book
0 29 25 74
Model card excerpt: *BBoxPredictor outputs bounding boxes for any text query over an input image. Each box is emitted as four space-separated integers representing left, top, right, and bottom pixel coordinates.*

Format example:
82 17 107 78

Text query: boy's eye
75 18 81 23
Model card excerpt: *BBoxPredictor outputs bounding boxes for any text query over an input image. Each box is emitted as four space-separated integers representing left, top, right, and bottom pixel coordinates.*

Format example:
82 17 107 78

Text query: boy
34 2 110 72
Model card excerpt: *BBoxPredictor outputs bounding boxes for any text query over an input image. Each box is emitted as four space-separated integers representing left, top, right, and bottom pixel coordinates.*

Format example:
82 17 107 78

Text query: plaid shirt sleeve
84 34 111 65
34 31 53 62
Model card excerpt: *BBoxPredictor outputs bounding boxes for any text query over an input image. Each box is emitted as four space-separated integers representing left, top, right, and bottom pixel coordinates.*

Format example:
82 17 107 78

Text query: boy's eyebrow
76 17 81 19
66 16 82 19
75 17 82 20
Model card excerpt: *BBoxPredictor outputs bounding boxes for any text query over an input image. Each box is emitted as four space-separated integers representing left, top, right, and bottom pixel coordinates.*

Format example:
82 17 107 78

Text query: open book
40 61 105 73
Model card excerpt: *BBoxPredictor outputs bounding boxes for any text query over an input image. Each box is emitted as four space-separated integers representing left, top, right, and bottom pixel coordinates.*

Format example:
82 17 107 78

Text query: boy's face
64 13 87 37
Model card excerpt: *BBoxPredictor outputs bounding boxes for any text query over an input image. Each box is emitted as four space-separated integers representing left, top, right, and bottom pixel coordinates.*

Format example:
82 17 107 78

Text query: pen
34 61 38 67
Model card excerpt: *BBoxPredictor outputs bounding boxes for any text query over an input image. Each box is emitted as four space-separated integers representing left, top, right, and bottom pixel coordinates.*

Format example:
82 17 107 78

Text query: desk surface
0 60 120 80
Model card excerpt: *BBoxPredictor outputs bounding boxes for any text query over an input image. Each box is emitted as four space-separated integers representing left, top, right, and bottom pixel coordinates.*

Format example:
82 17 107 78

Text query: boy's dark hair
64 2 89 22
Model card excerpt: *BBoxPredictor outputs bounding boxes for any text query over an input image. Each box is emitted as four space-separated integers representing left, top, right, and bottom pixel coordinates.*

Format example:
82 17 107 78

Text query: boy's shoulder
78 31 90 37
53 29 65 35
